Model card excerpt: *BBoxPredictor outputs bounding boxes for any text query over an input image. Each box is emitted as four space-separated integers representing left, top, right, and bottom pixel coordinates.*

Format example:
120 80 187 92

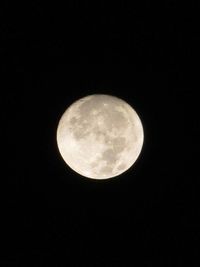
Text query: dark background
1 1 199 266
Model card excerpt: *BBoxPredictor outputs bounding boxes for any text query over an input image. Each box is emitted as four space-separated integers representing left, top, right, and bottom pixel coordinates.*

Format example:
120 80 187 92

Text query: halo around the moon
56 94 144 179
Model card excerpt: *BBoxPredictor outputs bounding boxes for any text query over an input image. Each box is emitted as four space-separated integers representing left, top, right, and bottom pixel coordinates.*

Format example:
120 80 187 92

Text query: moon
56 94 144 180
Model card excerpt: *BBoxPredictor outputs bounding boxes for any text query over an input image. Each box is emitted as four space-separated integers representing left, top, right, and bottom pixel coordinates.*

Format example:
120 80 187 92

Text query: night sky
1 1 199 266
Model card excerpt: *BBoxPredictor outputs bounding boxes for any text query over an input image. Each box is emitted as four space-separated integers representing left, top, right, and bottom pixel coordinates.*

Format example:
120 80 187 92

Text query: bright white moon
56 94 144 179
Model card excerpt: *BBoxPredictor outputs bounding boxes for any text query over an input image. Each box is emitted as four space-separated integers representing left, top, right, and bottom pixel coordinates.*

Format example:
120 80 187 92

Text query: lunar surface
56 94 144 179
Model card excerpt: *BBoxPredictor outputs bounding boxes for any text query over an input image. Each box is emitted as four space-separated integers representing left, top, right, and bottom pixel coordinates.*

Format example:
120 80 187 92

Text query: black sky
1 1 199 266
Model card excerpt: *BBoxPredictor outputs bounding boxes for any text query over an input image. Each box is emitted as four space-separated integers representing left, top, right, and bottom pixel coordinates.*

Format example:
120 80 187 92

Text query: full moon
56 94 144 179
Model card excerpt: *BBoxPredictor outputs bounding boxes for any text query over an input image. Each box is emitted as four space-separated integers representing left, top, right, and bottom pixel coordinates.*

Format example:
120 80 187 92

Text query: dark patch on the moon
117 163 126 171
112 137 126 153
92 127 107 141
102 148 118 163
72 120 91 139
69 116 78 125
98 137 127 175
89 136 127 176
100 165 113 175
90 161 98 168
101 137 126 162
